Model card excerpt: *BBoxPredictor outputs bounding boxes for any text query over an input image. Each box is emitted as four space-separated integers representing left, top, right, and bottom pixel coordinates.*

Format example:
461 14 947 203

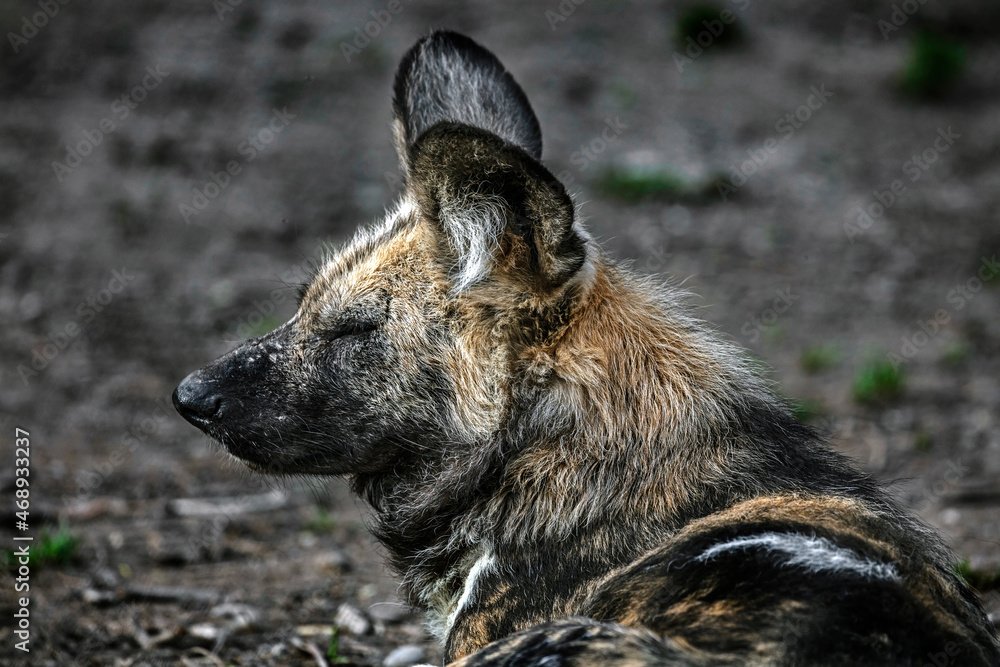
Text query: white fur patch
695 532 900 581
438 196 506 292
390 195 416 229
445 548 496 633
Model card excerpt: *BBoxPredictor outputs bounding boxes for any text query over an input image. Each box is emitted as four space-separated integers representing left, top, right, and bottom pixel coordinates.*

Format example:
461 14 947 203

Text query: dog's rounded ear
392 30 542 181
410 124 584 294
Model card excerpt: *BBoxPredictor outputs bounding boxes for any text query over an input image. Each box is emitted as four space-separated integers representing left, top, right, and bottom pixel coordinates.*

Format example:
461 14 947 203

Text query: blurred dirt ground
1 1 999 665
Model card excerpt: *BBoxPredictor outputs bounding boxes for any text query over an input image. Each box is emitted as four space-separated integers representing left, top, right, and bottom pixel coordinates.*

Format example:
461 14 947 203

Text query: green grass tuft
2 523 78 569
762 324 785 344
913 429 934 453
790 398 824 424
900 29 966 99
594 167 705 203
800 344 840 374
242 314 283 339
607 79 638 111
852 358 905 405
941 341 969 367
305 507 336 535
327 626 348 663
954 559 1000 593
36 523 78 566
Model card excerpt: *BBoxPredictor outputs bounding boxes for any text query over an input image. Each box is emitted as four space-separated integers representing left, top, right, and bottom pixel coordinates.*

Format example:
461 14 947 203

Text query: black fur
394 31 543 168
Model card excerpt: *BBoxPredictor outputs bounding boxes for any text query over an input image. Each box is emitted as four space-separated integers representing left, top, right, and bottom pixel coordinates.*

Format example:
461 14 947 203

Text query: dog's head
174 31 591 475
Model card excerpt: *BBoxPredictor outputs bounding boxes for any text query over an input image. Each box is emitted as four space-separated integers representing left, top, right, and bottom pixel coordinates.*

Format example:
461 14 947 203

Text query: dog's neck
350 442 507 639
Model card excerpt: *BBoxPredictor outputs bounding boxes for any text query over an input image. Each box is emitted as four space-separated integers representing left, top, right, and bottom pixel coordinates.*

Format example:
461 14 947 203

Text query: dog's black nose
173 371 223 425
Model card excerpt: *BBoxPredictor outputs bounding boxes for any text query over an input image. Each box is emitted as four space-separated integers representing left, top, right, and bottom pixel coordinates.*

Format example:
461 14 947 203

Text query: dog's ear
409 123 585 294
392 30 542 181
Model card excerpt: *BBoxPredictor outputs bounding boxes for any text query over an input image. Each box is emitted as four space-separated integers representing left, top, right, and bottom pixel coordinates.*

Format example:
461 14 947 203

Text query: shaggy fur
174 30 1000 666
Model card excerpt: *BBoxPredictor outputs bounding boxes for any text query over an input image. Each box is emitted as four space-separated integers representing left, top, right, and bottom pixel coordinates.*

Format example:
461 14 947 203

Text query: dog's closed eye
332 319 379 340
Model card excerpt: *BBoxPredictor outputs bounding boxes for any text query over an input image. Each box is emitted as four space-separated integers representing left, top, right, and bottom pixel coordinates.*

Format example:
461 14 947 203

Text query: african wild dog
174 30 1000 666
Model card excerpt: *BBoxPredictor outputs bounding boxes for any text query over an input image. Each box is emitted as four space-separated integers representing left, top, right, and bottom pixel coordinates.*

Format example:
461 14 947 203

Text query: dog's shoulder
583 494 997 664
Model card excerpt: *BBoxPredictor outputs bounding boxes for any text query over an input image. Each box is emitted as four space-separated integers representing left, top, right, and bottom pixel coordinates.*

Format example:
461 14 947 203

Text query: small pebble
90 567 120 588
336 603 371 635
383 644 426 667
210 602 261 631
188 623 221 641
81 588 117 605
314 549 353 573
368 601 413 623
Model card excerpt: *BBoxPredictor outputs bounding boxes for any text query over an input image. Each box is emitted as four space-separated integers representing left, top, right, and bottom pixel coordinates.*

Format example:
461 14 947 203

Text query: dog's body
174 31 1000 666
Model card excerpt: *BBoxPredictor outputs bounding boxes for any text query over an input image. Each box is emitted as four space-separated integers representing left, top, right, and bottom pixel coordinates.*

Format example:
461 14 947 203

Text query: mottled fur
175 31 1000 666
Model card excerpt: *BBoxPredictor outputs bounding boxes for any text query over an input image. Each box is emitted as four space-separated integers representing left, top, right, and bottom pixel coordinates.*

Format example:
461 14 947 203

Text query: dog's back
175 31 1000 666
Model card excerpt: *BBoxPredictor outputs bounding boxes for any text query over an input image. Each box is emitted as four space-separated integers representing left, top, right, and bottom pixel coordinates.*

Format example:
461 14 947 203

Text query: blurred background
1 0 999 664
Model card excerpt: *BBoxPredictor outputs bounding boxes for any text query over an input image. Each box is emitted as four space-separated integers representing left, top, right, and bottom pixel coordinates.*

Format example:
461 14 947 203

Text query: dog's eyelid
336 319 379 338
327 307 384 340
